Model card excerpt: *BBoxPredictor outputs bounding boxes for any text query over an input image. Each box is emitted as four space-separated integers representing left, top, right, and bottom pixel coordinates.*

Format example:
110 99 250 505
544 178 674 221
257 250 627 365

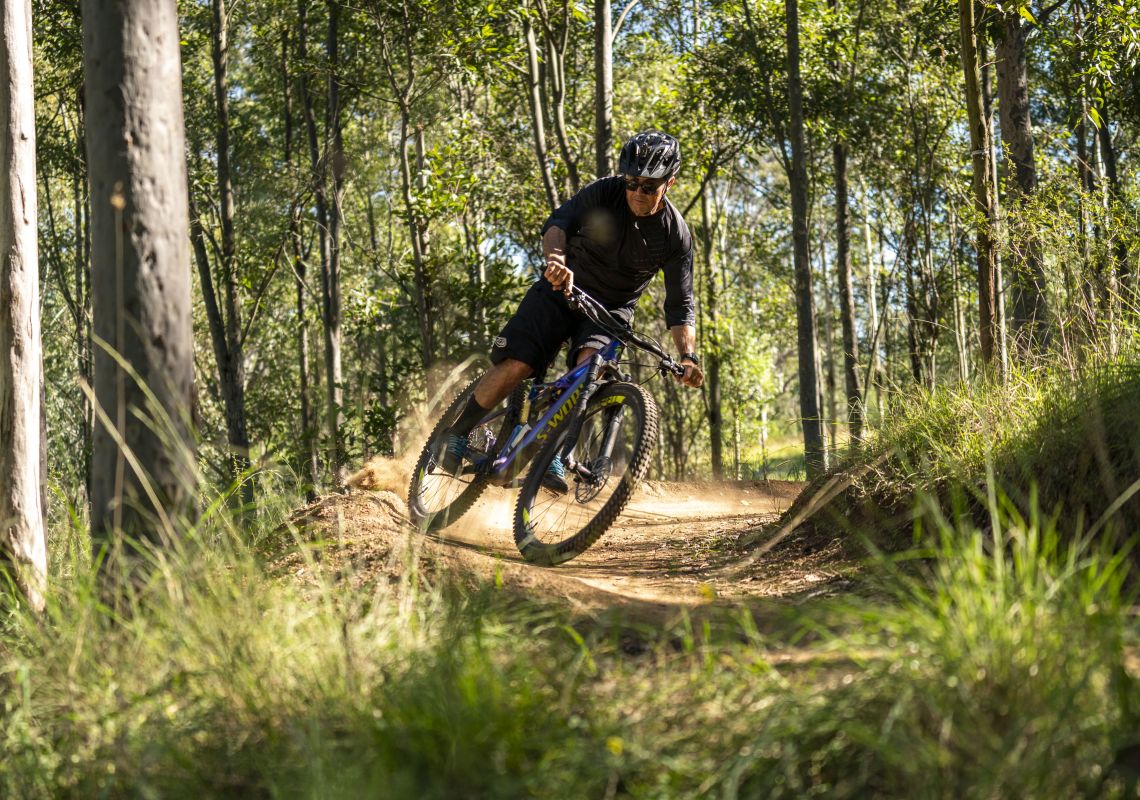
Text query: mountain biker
440 130 705 493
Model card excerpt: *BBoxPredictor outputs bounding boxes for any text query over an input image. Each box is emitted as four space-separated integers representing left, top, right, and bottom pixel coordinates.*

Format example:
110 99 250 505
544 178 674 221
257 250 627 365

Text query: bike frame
478 337 623 477
451 286 683 482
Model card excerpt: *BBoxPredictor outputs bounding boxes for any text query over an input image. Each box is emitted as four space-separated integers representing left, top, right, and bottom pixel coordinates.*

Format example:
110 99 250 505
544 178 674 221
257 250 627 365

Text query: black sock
450 394 491 437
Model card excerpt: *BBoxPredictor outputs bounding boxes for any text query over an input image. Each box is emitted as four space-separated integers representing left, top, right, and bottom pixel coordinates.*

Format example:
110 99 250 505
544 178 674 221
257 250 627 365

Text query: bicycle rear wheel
513 382 658 565
407 378 522 532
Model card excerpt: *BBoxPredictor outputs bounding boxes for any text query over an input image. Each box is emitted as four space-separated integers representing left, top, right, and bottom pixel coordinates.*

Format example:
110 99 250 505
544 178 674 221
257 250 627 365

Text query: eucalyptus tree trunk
833 143 862 443
814 317 827 455
0 0 46 610
1091 116 1118 351
696 7 723 478
981 41 1009 377
396 109 433 371
523 5 558 212
1087 108 1116 348
1096 106 1130 307
209 0 254 506
461 207 489 349
949 202 969 381
786 0 825 478
324 0 345 477
919 192 939 388
282 27 318 489
366 192 397 454
653 417 664 480
700 185 723 478
994 10 1048 350
714 194 743 479
903 218 923 384
958 0 999 373
82 0 196 553
729 325 742 478
664 377 685 479
536 0 581 194
374 3 435 375
818 234 838 449
1076 100 1094 321
1073 4 1096 328
860 185 883 419
880 269 894 405
594 0 612 177
298 0 337 478
73 149 93 491
828 0 863 444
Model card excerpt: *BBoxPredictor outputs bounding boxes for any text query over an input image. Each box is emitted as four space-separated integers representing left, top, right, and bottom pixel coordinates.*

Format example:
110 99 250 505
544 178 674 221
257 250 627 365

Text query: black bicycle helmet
618 131 681 179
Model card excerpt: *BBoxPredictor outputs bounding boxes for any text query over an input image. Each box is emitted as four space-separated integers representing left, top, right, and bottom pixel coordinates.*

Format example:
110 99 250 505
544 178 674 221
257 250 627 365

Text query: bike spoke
522 399 639 546
407 379 523 533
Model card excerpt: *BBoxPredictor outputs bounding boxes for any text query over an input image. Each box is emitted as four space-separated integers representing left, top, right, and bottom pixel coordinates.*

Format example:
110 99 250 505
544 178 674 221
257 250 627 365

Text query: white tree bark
594 0 613 177
0 0 45 610
82 0 196 551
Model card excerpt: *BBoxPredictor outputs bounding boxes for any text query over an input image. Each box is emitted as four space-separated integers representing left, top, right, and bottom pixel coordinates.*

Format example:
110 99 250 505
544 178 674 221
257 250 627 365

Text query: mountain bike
406 286 686 566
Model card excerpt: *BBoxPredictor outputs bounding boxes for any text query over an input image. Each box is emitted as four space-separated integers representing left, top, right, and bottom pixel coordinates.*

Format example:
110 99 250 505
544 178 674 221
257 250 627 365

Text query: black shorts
490 279 634 374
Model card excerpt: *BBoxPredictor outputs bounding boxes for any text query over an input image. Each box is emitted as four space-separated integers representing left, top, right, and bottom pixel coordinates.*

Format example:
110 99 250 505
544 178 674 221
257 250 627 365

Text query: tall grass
609 497 1138 798
3 474 613 797
812 354 1140 550
3 349 1139 796
1 472 1137 797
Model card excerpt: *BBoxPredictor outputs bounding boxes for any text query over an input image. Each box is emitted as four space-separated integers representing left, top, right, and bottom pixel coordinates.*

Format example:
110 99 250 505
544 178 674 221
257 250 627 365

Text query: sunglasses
622 176 667 195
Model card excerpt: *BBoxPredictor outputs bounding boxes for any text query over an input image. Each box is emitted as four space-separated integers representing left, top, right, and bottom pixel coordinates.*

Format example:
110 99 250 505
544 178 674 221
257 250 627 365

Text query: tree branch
612 0 640 41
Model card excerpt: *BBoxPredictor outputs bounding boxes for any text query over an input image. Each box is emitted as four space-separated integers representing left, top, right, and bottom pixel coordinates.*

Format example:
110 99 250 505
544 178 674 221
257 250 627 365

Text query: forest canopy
28 0 1140 503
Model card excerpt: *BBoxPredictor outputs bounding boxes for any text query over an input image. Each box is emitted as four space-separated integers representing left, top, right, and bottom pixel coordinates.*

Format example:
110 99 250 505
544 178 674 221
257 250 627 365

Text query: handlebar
565 286 687 378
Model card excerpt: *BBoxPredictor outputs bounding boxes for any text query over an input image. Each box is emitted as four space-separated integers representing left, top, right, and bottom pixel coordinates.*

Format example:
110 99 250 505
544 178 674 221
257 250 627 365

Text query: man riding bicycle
440 130 705 492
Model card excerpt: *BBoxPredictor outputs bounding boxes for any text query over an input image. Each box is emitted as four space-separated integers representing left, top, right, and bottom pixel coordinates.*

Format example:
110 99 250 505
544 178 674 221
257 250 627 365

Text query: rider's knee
495 358 534 380
573 347 600 366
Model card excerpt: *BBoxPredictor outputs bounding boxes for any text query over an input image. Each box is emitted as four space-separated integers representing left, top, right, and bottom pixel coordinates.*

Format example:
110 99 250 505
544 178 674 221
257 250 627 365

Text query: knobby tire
407 377 522 532
513 382 658 565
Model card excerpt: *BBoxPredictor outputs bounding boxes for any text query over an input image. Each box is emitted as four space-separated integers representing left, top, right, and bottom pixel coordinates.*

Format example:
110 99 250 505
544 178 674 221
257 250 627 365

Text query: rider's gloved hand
544 253 574 297
677 358 704 388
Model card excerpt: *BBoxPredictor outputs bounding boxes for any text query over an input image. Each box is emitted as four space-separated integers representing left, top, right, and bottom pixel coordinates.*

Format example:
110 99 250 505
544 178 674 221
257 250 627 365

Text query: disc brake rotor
574 457 613 503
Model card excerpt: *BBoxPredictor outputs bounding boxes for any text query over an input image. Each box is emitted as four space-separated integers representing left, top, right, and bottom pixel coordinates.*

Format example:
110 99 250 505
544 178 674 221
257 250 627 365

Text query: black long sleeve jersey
541 176 695 328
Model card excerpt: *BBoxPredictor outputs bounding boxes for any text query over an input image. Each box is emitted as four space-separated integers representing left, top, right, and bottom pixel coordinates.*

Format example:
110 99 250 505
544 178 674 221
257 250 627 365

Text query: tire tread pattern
513 382 658 565
407 378 522 532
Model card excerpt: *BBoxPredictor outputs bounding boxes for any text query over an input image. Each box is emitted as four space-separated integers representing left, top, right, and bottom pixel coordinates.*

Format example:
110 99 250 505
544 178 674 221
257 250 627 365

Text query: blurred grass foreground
2 359 1140 798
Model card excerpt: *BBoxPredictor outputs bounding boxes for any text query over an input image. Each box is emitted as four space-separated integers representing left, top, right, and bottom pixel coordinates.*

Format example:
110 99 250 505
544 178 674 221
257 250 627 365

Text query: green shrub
796 357 1140 549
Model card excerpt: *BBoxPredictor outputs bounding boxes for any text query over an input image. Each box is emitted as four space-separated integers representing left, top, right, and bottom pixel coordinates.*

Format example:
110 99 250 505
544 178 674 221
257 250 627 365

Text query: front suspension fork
557 355 605 471
560 355 628 482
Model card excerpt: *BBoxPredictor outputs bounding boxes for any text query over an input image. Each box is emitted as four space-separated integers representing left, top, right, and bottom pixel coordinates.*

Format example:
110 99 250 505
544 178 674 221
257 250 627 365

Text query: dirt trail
281 457 856 623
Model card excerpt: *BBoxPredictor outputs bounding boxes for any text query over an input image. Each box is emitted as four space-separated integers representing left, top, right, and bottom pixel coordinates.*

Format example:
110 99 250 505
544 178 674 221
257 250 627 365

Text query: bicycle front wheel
513 382 658 565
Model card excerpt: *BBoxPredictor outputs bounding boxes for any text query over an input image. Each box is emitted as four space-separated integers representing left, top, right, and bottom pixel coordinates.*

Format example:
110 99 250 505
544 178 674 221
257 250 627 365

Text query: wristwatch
680 352 701 365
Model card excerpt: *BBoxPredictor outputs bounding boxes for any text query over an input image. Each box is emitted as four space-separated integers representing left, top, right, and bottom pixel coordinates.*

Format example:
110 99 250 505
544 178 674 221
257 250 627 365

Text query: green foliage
29 0 1140 488
715 511 1136 798
2 475 1137 796
814 346 1140 553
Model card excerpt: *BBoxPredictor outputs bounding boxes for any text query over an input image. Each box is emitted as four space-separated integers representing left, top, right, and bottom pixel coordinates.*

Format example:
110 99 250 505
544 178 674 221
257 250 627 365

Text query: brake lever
658 357 687 378
566 288 591 318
